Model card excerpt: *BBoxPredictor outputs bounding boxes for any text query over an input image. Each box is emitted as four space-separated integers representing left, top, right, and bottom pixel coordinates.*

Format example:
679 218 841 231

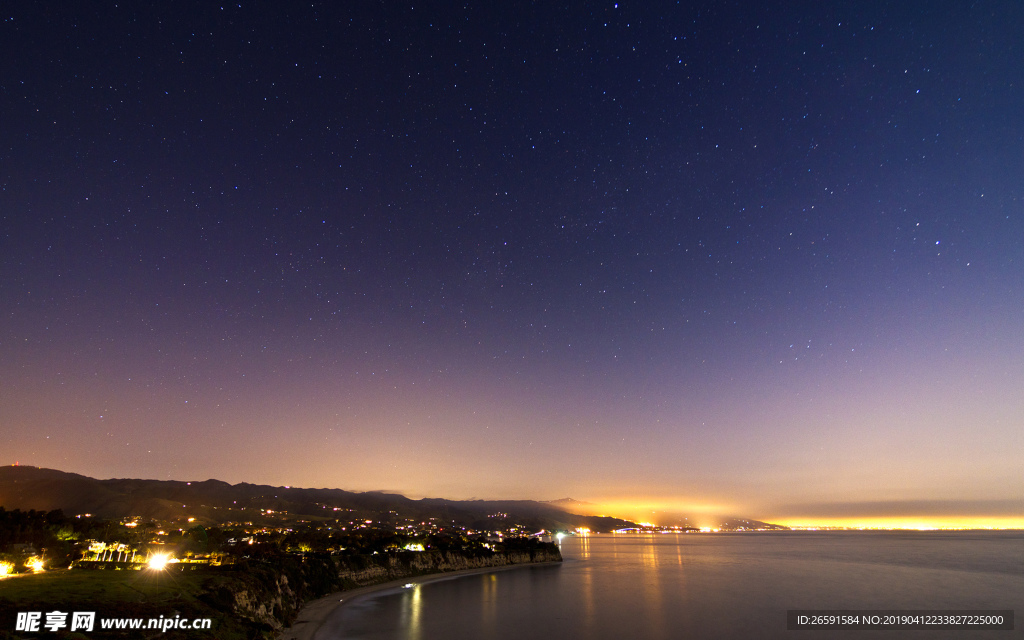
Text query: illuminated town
0 498 798 577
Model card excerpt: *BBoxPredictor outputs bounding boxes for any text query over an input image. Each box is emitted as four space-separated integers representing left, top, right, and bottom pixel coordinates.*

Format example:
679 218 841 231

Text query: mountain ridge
0 465 640 532
0 466 786 531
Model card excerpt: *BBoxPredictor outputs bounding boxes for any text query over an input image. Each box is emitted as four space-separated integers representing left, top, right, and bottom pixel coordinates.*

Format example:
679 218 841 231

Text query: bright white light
148 553 170 570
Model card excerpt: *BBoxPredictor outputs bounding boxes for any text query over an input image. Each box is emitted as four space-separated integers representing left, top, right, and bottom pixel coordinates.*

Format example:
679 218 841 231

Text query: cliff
0 549 560 640
224 546 562 635
333 547 562 589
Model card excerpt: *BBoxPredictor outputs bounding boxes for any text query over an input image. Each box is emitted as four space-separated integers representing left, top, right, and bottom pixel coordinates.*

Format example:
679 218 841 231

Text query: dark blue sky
3 2 1022 526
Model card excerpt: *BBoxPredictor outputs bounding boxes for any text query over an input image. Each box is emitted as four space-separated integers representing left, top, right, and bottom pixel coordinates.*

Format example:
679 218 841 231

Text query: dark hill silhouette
0 466 638 532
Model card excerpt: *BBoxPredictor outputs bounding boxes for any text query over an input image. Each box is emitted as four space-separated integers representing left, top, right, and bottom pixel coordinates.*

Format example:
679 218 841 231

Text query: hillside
0 466 638 533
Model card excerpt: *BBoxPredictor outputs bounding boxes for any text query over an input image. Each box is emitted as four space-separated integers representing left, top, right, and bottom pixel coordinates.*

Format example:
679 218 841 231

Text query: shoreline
277 560 563 640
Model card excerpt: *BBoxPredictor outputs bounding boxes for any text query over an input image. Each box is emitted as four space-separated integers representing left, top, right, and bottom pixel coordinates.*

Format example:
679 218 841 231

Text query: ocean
314 531 1024 639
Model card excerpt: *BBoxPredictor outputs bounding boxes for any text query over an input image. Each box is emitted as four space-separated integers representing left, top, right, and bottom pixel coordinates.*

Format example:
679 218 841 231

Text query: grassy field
0 569 261 639
0 568 207 604
0 556 351 639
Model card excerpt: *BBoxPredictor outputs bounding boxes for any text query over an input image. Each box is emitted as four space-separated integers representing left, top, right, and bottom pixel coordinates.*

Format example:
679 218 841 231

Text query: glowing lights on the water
398 580 423 636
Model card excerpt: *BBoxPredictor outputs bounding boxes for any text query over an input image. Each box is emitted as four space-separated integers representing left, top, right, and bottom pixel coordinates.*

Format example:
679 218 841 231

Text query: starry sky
2 2 1023 527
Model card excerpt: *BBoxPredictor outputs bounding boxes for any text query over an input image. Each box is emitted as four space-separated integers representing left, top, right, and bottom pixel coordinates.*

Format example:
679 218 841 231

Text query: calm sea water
316 532 1024 639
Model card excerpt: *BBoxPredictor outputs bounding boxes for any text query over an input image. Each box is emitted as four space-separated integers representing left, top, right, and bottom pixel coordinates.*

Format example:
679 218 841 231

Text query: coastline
277 560 563 640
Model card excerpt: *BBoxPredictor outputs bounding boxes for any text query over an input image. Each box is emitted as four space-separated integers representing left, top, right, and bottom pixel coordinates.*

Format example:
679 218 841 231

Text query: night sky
3 2 1023 527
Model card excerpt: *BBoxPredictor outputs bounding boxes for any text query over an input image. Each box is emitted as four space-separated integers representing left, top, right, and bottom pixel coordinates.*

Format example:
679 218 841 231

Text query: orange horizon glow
773 516 1024 530
581 499 1024 531
577 499 738 528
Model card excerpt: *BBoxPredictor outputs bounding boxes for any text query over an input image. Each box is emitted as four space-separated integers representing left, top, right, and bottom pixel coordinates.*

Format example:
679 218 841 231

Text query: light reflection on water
579 533 590 560
317 532 1024 640
640 541 665 637
579 562 594 636
480 573 497 635
408 585 420 640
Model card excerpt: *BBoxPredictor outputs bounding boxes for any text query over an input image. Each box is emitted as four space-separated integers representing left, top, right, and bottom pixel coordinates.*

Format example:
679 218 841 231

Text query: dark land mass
0 466 795 639
0 466 641 533
0 542 561 640
718 517 789 531
0 466 568 640
545 497 596 510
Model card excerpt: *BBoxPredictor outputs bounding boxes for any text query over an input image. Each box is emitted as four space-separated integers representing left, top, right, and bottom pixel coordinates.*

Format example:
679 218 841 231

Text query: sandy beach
277 561 563 640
